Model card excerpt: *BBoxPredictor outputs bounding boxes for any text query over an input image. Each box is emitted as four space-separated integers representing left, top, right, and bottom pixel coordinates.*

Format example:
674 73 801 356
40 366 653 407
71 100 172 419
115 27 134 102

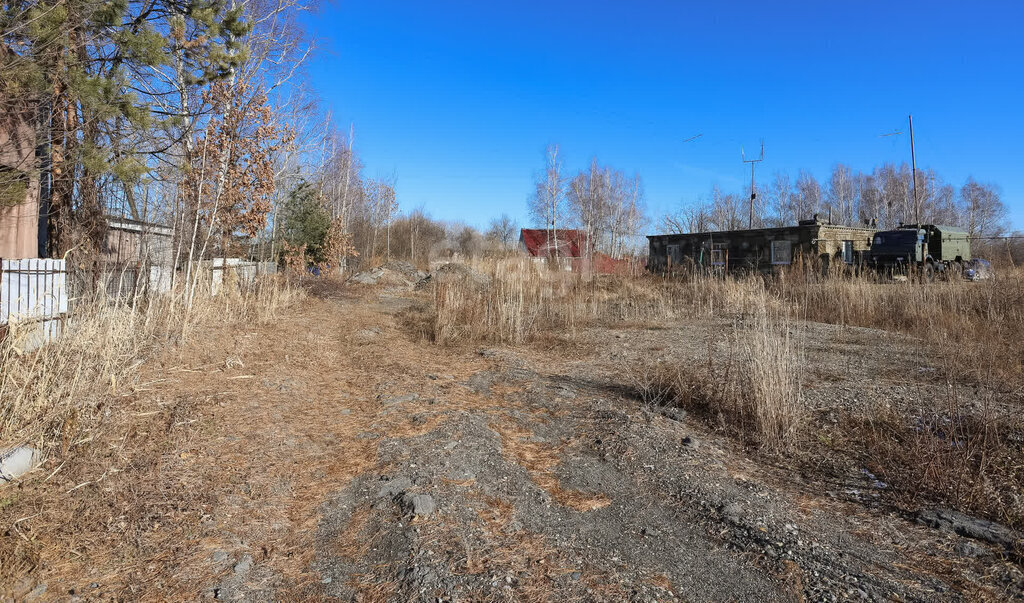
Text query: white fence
0 259 69 347
209 259 278 295
2 257 278 349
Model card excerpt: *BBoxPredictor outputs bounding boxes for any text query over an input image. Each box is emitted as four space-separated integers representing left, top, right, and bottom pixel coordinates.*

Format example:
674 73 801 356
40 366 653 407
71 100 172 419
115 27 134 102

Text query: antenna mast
909 115 920 225
742 141 765 229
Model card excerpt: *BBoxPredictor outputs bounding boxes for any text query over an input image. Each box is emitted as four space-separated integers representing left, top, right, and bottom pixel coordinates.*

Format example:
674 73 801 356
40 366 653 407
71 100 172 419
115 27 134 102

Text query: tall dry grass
629 302 803 450
430 260 1024 523
0 274 301 458
433 258 1024 387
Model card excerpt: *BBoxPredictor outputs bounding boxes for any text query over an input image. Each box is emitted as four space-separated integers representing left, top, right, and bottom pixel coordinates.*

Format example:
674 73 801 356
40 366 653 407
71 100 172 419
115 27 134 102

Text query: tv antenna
742 141 765 229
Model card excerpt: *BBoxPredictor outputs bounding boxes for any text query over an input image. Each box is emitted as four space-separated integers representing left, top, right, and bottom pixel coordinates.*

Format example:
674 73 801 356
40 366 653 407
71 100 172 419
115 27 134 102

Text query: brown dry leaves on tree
185 81 294 245
282 241 308 275
319 216 359 271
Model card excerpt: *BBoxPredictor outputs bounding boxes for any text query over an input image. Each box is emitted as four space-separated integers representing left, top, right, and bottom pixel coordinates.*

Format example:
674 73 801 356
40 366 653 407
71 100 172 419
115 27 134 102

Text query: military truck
867 224 971 280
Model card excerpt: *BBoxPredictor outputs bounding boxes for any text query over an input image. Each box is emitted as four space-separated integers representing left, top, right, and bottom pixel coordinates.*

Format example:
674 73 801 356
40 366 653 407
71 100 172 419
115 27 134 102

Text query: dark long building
647 218 877 273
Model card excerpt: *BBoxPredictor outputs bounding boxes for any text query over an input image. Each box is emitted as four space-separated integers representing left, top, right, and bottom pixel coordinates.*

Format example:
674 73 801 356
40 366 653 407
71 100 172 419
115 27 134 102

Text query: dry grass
433 259 1024 386
629 303 804 450
0 274 301 465
431 259 1024 526
0 288 400 599
842 383 1024 531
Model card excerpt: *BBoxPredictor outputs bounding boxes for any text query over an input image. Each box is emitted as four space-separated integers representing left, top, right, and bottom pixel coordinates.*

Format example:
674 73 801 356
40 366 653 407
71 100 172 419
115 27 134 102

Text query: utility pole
742 141 765 229
909 114 920 225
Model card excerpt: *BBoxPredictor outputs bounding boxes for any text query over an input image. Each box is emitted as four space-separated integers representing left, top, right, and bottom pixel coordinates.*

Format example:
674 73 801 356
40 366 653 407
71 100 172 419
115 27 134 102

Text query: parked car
963 258 994 281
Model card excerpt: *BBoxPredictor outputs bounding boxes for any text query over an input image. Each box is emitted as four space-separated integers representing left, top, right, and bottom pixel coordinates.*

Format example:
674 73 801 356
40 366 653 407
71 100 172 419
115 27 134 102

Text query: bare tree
879 163 913 225
826 164 857 225
765 172 794 227
856 172 883 226
528 144 565 259
708 186 743 231
566 159 610 259
457 225 484 259
960 178 1006 238
486 213 519 251
662 197 712 234
794 171 822 221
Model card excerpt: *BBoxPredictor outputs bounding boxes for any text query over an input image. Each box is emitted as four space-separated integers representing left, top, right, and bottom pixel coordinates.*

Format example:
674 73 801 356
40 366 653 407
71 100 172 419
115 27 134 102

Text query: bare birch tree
528 144 565 259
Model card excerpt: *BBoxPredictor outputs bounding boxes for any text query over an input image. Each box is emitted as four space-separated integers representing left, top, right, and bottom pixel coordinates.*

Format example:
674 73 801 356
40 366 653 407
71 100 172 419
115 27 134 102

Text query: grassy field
1 261 1021 599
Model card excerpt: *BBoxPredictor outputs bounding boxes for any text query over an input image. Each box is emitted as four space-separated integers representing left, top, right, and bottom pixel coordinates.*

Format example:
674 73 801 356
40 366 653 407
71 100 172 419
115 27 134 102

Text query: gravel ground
304 296 1023 601
4 289 1020 601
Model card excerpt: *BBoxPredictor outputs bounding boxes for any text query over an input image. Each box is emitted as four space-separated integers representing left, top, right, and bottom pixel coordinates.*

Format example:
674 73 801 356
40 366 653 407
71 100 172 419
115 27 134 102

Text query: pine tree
0 0 250 255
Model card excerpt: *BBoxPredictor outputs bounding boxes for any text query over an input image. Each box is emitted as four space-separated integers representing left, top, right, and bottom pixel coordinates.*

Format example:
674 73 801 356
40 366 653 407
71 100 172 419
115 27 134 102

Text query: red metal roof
519 229 588 258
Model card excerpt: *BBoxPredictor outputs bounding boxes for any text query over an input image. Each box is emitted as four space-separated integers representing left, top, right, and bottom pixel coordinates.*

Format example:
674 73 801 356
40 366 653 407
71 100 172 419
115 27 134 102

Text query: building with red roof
519 228 588 259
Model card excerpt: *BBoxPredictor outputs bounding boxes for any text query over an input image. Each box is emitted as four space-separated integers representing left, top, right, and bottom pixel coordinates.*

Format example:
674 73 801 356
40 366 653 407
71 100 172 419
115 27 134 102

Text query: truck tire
923 262 935 283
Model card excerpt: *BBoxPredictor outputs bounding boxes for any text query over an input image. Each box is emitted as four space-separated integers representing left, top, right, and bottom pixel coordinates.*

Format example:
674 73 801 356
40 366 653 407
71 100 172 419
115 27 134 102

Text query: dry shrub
0 275 301 458
845 375 1024 530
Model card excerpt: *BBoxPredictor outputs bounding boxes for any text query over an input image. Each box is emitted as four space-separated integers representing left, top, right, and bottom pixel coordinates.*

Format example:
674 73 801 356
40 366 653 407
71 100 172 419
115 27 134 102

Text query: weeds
855 378 1024 530
627 305 804 450
430 259 1024 525
0 275 301 458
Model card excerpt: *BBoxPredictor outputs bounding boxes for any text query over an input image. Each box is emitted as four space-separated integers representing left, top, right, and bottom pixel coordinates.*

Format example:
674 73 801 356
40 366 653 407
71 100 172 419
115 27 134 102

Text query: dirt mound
348 261 427 288
416 262 491 289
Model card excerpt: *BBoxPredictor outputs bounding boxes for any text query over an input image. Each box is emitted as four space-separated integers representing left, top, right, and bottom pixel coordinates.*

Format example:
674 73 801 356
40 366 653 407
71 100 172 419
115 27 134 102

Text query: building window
771 240 792 265
842 240 854 264
710 248 726 266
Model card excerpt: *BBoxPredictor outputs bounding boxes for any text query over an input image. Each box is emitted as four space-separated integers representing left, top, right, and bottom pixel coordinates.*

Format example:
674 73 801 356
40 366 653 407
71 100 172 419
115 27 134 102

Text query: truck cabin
870 228 926 263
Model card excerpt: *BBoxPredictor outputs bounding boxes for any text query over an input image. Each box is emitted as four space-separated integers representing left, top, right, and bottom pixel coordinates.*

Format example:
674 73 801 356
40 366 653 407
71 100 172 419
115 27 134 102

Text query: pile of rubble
347 261 427 289
415 263 492 290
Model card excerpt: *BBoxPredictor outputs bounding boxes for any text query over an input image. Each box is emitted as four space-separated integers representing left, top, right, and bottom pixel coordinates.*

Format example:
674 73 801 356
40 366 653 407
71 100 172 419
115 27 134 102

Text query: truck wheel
923 262 935 283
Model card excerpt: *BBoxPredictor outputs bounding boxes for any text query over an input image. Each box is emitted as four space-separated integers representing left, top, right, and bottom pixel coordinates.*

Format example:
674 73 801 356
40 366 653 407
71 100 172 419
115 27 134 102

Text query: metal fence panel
0 258 68 345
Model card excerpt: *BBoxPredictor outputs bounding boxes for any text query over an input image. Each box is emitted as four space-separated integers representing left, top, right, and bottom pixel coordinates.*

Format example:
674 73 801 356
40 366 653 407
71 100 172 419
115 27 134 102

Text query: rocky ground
2 285 1022 602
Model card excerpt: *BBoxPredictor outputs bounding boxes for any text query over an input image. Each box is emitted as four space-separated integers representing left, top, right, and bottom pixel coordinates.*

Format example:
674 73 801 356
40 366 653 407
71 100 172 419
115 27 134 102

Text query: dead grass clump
628 306 804 450
851 386 1024 530
740 308 803 445
433 260 543 345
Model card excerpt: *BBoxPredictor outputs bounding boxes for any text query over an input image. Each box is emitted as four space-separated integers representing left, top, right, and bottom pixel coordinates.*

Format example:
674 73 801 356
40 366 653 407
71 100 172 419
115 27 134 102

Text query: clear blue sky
304 1 1024 231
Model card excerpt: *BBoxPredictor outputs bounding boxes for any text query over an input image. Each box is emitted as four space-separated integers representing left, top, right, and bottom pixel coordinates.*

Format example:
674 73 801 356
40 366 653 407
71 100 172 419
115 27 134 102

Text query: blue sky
304 1 1024 231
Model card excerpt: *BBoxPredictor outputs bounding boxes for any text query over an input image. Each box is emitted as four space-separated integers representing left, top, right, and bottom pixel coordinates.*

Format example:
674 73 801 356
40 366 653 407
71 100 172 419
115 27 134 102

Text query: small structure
519 228 588 271
104 215 174 265
647 218 876 274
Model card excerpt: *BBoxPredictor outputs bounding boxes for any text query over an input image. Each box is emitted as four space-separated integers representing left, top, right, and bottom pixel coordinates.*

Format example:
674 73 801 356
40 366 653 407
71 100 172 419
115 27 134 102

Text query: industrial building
647 218 877 274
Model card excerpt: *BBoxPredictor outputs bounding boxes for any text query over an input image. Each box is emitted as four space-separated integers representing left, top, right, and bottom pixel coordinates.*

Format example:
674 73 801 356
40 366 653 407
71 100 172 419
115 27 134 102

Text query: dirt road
3 289 1020 601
